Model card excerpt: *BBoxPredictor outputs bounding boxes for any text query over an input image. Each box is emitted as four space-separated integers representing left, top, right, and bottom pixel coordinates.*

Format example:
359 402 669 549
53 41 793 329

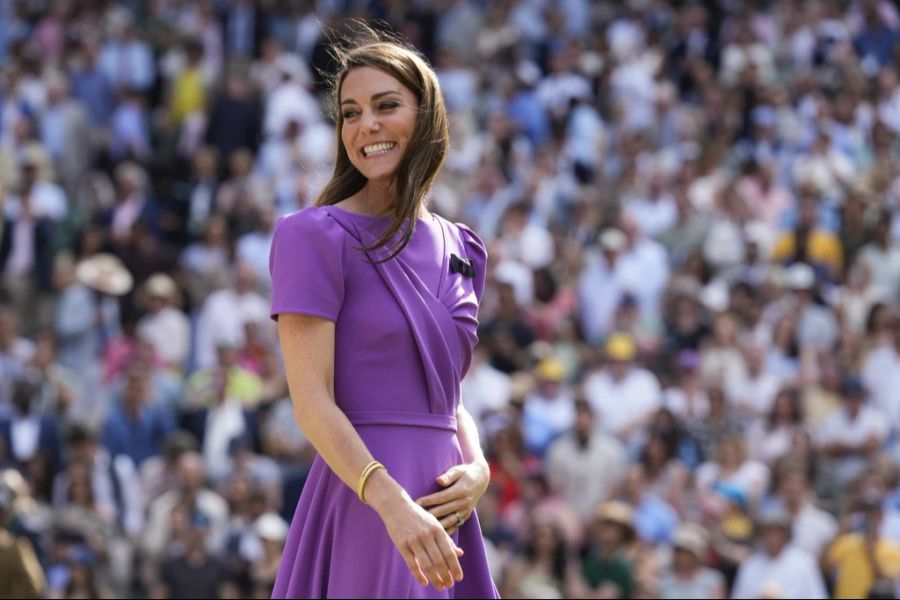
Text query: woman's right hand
367 471 465 590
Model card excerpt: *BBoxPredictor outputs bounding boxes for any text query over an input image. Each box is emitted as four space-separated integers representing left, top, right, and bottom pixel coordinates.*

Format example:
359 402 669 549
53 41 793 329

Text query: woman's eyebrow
341 90 401 105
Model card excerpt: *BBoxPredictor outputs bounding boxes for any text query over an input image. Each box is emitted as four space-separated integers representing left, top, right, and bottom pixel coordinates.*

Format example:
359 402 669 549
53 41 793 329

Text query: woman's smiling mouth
362 142 396 157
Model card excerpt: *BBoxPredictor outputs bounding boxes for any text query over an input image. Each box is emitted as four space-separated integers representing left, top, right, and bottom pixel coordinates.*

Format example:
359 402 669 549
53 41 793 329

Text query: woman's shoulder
273 205 348 247
276 205 339 232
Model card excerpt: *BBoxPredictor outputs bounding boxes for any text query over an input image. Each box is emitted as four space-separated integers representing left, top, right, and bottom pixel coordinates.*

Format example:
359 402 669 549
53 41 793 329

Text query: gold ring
454 511 462 528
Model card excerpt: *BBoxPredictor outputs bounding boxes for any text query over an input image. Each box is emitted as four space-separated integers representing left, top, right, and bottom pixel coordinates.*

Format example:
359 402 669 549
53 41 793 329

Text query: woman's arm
457 400 490 472
278 313 463 590
417 398 491 532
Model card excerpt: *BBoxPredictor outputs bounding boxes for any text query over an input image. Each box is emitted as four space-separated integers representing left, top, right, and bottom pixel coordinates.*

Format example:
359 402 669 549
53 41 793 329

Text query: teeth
363 142 395 156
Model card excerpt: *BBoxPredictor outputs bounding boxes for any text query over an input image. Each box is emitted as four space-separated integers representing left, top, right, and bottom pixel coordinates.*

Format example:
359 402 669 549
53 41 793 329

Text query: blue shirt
101 402 175 465
70 68 114 125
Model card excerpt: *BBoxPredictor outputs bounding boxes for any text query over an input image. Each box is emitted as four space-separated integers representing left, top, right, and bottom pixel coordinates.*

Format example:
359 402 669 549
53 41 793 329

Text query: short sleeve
269 207 346 321
455 222 488 303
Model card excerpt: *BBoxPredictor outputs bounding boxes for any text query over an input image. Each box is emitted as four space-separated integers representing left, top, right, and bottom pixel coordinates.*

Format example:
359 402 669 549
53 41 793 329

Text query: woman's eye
342 110 358 119
380 102 398 111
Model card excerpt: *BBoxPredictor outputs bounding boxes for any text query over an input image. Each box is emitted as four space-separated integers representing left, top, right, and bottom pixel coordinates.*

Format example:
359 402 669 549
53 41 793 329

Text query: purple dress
269 205 500 599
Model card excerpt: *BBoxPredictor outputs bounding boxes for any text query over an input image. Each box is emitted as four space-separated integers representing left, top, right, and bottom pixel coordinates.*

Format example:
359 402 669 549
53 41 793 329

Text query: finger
436 466 465 487
423 531 455 587
412 539 445 590
401 545 428 586
427 498 470 520
435 530 465 582
439 514 457 532
440 514 463 533
417 487 463 507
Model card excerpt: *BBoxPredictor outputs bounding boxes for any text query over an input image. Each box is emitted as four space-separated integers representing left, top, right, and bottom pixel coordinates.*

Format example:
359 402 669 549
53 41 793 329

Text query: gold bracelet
357 460 386 504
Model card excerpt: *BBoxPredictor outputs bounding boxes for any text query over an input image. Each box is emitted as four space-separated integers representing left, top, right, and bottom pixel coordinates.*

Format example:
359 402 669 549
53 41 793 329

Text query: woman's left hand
416 462 491 534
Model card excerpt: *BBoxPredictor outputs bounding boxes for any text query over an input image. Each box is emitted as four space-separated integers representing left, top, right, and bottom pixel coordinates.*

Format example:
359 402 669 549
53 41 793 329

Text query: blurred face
574 407 594 437
773 392 795 423
533 523 558 555
595 520 626 548
780 471 807 506
673 548 699 573
340 66 418 186
760 525 788 556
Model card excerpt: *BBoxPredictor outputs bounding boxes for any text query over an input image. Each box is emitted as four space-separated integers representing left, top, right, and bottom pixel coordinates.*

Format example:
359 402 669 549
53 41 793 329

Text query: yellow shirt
827 533 900 598
772 229 844 277
170 67 205 125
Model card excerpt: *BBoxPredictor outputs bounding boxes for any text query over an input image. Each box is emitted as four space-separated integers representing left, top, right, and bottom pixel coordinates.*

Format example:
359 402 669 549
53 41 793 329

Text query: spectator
730 508 827 599
825 493 900 600
584 332 662 449
658 524 725 599
545 398 626 521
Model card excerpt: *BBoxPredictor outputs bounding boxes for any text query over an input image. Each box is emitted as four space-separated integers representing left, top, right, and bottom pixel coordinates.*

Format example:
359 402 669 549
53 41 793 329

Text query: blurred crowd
1 0 900 598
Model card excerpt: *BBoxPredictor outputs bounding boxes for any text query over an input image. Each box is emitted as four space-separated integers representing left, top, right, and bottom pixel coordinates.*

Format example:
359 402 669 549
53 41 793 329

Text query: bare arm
278 313 464 590
456 399 489 472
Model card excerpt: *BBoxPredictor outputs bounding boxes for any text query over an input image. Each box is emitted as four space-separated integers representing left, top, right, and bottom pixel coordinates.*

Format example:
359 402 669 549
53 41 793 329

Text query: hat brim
75 258 134 296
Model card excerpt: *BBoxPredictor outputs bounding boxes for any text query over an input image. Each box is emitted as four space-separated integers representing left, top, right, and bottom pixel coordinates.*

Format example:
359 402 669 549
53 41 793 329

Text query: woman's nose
361 109 380 132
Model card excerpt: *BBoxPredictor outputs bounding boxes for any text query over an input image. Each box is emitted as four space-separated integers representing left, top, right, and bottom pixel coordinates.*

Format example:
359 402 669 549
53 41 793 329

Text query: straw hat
595 501 636 540
75 253 133 296
255 513 288 542
672 524 708 560
142 273 179 304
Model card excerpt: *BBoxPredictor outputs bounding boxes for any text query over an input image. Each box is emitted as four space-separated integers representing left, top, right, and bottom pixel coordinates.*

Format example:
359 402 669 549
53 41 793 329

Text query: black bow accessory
450 253 475 278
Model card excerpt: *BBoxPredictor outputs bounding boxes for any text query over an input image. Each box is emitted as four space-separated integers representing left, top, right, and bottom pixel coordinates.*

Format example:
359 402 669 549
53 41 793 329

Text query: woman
747 387 807 466
269 32 498 598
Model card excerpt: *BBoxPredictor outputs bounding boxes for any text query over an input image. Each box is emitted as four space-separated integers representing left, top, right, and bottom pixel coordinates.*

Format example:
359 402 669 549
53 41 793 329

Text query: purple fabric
269 205 499 598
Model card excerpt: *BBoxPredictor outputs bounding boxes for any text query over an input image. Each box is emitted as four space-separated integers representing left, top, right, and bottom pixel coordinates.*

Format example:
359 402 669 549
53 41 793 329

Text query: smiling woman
315 31 450 261
268 25 499 600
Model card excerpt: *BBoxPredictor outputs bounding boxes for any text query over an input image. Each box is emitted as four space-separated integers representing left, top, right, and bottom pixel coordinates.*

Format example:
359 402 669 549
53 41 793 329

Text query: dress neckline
323 204 435 224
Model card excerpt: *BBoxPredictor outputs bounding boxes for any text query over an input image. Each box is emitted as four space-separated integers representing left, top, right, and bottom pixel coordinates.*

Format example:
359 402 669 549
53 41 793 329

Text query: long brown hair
317 26 449 261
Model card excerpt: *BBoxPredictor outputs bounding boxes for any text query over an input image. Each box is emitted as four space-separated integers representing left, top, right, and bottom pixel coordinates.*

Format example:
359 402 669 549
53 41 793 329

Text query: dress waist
344 410 457 432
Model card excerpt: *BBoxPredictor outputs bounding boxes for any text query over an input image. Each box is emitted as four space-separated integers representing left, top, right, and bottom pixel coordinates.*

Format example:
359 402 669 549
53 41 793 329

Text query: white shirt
195 288 270 369
137 306 191 368
817 405 889 483
730 545 827 599
10 415 40 462
696 460 771 506
726 370 782 418
859 243 900 300
579 253 626 343
861 345 900 431
498 222 554 270
236 231 274 291
618 237 670 322
203 398 247 482
663 386 709 420
545 431 626 520
818 405 890 448
460 361 511 435
791 503 838 558
625 194 677 238
583 367 661 440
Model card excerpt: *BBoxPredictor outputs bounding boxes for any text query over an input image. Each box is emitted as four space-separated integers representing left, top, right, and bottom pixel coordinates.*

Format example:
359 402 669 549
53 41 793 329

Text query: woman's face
773 392 795 423
340 66 418 185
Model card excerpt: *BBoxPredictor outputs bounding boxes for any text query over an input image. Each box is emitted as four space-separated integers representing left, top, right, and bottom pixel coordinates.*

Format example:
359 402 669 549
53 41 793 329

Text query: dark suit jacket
0 217 58 292
0 414 62 474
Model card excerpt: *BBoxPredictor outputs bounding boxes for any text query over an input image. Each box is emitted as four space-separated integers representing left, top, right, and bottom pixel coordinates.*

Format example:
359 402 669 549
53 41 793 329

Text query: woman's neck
358 181 397 216
351 181 429 220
